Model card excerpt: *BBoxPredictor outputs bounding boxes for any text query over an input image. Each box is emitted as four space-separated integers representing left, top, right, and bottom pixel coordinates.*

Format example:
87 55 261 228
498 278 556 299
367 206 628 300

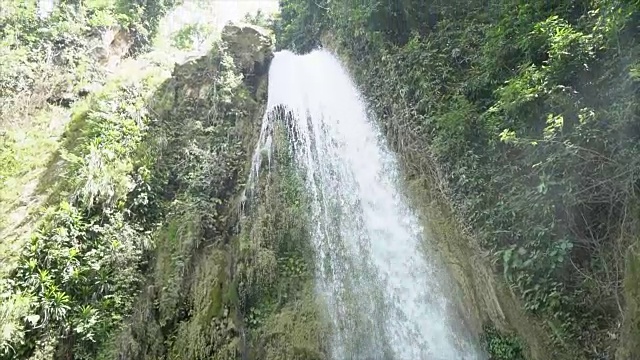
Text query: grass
0 106 70 275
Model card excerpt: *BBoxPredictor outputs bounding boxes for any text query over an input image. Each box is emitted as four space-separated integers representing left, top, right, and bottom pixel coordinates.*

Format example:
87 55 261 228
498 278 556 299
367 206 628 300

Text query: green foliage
273 0 327 52
618 241 640 358
61 83 150 207
0 63 164 359
0 2 98 119
244 9 275 29
0 136 19 198
0 0 177 117
112 0 183 53
482 325 526 360
11 202 147 359
170 23 213 50
276 0 640 357
0 107 69 285
0 0 180 120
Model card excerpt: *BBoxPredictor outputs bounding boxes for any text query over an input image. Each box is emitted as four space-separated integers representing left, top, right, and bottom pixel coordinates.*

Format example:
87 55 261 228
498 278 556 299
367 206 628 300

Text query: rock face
89 26 134 70
47 26 133 108
98 26 287 360
100 26 134 69
221 23 274 75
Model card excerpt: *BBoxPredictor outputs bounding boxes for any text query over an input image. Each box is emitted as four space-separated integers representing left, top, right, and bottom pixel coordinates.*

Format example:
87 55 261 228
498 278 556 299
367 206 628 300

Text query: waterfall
246 49 484 359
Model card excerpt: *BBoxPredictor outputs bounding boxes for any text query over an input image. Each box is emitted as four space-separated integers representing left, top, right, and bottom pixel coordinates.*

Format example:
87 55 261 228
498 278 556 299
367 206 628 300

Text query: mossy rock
617 243 640 359
250 290 330 360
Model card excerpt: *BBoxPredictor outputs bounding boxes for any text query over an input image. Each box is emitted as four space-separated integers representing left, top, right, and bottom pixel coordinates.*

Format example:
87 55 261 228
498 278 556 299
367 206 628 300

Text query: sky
156 0 279 49
162 0 279 32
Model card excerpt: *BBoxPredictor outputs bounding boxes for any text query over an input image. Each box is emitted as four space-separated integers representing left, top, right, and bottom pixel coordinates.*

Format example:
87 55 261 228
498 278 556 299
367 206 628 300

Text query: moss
154 210 206 322
164 247 237 360
617 241 640 359
256 288 330 360
231 116 327 359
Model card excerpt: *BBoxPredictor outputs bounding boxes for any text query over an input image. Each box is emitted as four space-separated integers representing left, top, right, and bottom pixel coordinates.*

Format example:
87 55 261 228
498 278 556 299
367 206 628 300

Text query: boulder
90 26 133 69
221 23 274 75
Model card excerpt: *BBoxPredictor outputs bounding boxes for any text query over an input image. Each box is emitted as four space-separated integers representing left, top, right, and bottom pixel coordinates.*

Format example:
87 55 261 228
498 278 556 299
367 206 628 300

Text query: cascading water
246 49 484 359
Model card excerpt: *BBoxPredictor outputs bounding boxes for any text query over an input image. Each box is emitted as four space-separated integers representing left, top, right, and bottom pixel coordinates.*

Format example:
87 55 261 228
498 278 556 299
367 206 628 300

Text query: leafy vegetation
0 1 181 358
244 9 276 29
170 23 214 50
108 0 184 54
0 0 179 118
482 325 526 360
275 0 640 358
0 62 169 360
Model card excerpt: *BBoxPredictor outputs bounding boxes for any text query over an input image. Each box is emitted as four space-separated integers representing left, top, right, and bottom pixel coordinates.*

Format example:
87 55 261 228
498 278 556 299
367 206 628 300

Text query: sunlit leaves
543 113 564 140
499 128 517 143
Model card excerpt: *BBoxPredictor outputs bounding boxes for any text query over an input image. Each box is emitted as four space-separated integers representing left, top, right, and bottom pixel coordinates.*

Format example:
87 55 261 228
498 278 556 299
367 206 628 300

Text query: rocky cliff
99 24 329 360
1 17 327 358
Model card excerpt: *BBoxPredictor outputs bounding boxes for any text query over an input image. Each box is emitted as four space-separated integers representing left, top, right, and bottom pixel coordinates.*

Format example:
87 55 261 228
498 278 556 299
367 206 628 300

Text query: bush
482 325 526 360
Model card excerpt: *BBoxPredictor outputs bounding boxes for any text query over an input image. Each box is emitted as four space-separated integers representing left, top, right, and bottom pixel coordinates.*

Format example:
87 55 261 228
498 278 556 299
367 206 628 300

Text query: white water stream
247 49 484 359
